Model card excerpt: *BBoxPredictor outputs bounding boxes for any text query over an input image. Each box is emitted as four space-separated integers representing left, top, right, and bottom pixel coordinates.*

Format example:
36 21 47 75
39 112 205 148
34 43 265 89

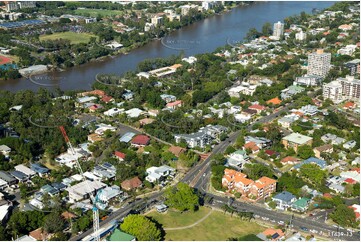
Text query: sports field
0 55 12 65
39 32 97 44
74 9 123 17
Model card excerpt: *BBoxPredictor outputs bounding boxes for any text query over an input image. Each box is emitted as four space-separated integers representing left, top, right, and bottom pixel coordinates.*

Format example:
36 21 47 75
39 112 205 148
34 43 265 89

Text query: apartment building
281 133 313 152
337 45 358 56
322 80 344 103
272 21 284 40
307 49 331 78
339 75 360 100
151 16 163 26
222 169 276 200
295 30 307 41
294 75 322 87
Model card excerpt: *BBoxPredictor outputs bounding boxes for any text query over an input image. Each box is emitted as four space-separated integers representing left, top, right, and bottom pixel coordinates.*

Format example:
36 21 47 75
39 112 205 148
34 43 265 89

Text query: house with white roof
95 124 116 135
145 165 175 183
0 145 11 158
226 150 250 170
104 108 124 117
125 108 144 118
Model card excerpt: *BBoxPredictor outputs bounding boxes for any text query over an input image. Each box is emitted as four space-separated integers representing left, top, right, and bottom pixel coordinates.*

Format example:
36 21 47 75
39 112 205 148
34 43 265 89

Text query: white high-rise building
307 49 331 78
295 31 307 41
273 21 284 40
338 75 360 100
323 81 343 103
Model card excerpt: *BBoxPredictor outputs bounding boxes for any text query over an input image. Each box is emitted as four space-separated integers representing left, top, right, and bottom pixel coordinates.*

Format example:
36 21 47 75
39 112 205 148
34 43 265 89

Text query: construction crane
59 126 104 241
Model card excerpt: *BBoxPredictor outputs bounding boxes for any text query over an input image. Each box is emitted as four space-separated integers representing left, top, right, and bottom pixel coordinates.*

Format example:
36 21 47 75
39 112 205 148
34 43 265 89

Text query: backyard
147 206 265 241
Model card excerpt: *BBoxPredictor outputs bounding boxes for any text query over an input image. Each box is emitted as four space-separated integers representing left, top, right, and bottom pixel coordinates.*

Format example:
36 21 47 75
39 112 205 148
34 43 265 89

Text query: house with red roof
344 178 357 185
248 104 266 114
131 134 150 147
114 151 126 161
89 104 104 112
280 156 299 165
243 141 260 154
102 95 114 103
121 176 143 191
266 97 282 106
343 101 356 110
265 149 279 159
166 100 182 110
79 89 105 97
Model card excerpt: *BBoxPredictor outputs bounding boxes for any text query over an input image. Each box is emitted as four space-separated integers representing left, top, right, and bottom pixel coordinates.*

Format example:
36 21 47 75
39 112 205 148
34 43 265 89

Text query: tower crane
59 126 104 241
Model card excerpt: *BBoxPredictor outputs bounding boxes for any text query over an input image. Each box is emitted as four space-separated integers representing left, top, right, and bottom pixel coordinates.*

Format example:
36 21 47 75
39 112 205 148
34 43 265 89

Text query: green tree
299 164 326 186
262 22 272 36
244 163 274 180
44 211 66 233
330 204 357 228
120 215 161 241
164 182 199 211
297 145 315 159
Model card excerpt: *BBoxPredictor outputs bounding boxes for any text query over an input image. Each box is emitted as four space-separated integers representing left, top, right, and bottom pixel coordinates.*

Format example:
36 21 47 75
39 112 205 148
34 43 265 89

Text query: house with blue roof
30 163 49 177
294 157 327 170
272 191 297 210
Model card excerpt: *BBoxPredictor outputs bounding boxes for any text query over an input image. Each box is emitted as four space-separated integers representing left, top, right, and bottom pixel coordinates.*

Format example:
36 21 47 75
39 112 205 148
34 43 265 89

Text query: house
160 94 176 103
278 115 298 129
166 100 182 110
343 140 356 149
125 108 144 118
243 141 260 153
294 157 327 170
248 104 266 113
139 118 155 126
291 197 311 212
88 133 104 143
97 185 123 203
95 124 116 135
119 132 136 143
245 136 272 149
76 96 97 104
145 165 175 183
329 183 345 193
299 105 318 116
280 156 299 165
281 85 305 100
272 191 297 210
131 135 150 147
66 180 106 202
40 184 59 197
174 130 212 148
257 228 285 241
29 228 52 241
122 91 134 101
265 150 279 159
281 133 313 152
114 151 126 161
121 177 142 191
0 204 11 224
168 146 186 157
321 133 346 145
107 229 136 241
313 144 333 158
0 171 17 186
340 169 360 183
285 233 306 241
14 164 36 178
104 108 124 117
266 97 282 105
101 95 114 103
343 101 356 110
0 145 11 158
226 150 250 170
9 170 28 182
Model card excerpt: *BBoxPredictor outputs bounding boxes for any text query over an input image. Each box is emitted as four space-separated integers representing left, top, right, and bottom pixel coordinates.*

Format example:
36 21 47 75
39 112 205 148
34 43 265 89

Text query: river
0 1 335 92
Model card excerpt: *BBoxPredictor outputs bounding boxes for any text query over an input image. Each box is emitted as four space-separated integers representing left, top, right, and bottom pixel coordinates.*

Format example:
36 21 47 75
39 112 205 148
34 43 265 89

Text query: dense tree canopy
120 215 162 241
164 182 199 212
330 204 358 228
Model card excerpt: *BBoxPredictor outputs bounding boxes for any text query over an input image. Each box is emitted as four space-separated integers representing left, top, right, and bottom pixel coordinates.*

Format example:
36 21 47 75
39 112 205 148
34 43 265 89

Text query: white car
254 215 260 218
278 221 284 225
262 217 269 220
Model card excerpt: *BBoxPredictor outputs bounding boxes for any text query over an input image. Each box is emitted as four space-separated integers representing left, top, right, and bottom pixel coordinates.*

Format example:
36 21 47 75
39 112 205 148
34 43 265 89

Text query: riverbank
0 1 335 92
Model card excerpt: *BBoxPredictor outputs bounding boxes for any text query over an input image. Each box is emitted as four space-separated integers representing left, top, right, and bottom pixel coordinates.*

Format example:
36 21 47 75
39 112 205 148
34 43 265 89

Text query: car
254 215 260 218
300 227 309 232
270 219 276 223
309 213 314 216
278 221 284 225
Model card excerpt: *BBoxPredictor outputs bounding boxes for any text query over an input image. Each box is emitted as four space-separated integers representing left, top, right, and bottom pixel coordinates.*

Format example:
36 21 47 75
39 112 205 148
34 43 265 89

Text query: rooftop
282 132 312 145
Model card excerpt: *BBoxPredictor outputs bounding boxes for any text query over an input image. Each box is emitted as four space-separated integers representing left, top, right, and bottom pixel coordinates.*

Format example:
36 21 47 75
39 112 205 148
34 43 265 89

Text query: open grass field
39 31 97 44
0 55 12 65
74 9 123 17
147 207 265 241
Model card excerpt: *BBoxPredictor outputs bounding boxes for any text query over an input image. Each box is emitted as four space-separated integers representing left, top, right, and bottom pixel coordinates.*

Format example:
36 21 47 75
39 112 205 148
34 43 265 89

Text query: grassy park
147 207 265 241
39 32 97 44
74 8 123 17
